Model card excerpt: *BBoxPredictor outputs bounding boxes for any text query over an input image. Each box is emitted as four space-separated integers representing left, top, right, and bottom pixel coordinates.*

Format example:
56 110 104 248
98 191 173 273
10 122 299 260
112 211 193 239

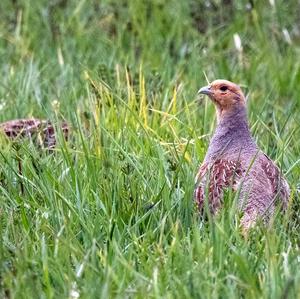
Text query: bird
194 79 290 232
0 118 69 194
0 118 69 149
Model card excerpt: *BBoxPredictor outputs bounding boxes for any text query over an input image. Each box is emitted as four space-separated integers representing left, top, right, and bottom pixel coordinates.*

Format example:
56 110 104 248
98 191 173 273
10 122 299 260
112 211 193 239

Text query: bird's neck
205 105 257 161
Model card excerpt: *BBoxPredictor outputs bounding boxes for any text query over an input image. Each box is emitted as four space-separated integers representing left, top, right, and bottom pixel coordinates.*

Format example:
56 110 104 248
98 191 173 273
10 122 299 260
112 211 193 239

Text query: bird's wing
238 153 290 232
0 119 69 149
261 154 290 208
0 118 44 138
194 159 244 213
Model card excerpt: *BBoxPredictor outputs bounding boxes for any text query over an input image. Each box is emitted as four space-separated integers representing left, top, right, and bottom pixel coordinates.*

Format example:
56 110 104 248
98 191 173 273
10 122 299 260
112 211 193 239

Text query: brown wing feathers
195 159 243 213
0 118 69 149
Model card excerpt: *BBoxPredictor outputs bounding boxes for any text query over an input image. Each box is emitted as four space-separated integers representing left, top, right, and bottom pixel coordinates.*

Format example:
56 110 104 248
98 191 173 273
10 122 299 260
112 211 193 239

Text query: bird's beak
198 85 212 96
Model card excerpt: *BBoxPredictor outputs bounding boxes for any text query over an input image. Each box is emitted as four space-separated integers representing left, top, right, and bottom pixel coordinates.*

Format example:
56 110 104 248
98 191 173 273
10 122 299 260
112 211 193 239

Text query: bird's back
0 118 69 149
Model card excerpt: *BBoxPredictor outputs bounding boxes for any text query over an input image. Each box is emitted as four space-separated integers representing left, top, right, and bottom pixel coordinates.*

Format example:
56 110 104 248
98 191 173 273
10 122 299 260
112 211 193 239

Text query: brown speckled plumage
195 159 243 213
195 80 290 231
0 118 69 149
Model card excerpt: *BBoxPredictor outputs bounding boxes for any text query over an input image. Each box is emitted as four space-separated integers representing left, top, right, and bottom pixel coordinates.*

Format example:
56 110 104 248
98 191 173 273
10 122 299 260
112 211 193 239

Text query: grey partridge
194 80 290 231
0 118 69 149
0 118 69 194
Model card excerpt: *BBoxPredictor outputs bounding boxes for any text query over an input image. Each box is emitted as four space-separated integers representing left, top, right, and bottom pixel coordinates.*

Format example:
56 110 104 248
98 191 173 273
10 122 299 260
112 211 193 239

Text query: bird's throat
206 105 256 161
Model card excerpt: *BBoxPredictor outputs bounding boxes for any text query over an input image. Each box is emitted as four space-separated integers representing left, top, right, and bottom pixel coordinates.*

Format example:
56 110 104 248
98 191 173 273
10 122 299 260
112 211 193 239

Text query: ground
0 1 300 298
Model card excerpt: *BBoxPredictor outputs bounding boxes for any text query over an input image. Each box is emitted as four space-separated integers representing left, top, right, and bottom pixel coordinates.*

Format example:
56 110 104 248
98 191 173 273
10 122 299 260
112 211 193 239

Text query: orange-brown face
198 79 245 109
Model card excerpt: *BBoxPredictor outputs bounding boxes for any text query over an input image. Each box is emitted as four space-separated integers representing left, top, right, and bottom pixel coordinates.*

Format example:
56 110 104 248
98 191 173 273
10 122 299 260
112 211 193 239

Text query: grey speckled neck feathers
205 105 258 161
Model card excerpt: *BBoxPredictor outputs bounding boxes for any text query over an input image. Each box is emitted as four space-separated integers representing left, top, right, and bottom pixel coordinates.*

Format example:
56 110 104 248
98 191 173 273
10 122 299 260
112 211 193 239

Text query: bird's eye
220 86 228 91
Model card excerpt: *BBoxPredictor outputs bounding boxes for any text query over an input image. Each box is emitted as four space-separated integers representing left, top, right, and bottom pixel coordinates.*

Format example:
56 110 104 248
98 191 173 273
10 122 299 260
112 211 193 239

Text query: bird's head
198 80 246 112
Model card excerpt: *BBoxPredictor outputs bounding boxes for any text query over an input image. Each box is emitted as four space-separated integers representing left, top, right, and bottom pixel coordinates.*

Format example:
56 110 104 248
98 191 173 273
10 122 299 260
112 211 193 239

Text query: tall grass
0 1 299 298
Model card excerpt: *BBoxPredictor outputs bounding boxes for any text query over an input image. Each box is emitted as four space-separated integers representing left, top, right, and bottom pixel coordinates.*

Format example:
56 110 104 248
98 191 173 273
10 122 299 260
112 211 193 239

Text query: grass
0 0 300 298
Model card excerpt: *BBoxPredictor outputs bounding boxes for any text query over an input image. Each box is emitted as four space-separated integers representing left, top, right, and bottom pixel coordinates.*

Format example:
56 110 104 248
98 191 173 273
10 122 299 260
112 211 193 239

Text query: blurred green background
0 1 299 298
